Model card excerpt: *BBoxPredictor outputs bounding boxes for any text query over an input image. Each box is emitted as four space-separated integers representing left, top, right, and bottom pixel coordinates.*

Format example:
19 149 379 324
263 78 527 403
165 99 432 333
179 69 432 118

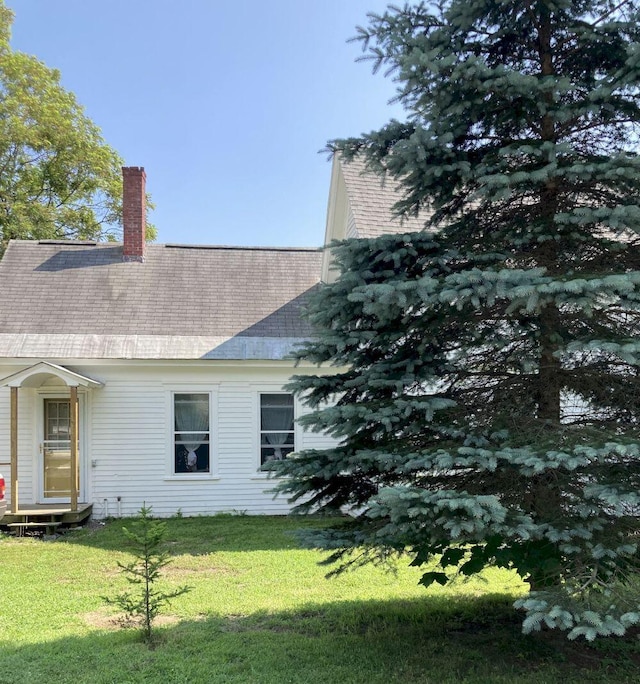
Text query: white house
0 158 419 523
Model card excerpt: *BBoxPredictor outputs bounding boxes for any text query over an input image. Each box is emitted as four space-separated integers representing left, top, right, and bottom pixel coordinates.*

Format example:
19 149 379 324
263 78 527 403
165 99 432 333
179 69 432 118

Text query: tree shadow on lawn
1 594 638 684
62 514 337 555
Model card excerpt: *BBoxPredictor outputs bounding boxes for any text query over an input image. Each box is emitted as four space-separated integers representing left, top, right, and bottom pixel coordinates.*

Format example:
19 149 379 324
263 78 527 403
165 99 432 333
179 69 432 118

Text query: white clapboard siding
0 387 10 480
0 386 37 505
90 380 167 515
0 361 341 518
217 383 256 478
346 209 359 239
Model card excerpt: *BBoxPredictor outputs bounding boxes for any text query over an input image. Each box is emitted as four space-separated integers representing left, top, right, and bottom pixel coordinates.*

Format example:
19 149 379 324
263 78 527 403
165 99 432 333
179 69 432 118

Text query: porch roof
0 361 104 388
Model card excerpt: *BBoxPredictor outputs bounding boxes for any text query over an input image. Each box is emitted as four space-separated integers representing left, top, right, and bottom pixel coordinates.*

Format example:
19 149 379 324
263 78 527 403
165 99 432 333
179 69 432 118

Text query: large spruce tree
276 0 640 639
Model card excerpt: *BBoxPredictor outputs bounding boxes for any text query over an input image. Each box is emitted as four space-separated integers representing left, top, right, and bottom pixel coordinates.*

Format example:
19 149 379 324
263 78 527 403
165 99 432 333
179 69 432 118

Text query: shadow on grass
1 594 638 684
62 514 337 555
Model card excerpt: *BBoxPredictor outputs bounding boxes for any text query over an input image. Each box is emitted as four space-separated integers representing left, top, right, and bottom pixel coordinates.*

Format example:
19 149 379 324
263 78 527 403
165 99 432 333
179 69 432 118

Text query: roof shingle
0 241 321 358
340 157 426 238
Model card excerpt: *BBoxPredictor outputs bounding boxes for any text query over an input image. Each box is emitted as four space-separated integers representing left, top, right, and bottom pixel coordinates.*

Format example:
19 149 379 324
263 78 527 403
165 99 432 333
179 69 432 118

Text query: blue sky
7 1 402 247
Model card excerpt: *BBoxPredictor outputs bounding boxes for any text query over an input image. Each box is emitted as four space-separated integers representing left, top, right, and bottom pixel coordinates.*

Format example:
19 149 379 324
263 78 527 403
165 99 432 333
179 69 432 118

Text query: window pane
261 393 294 408
261 445 295 467
45 400 70 440
176 433 210 443
260 431 294 446
174 393 210 474
260 393 295 469
175 443 210 473
174 394 209 432
261 393 294 431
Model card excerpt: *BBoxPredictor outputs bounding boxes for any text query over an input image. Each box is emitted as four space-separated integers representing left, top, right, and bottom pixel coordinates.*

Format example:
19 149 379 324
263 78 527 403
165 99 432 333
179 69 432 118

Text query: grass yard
0 515 639 683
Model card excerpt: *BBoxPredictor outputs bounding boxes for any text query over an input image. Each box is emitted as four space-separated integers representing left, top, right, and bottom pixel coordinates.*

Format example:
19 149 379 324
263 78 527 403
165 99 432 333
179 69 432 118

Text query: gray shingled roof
340 157 427 238
0 241 321 359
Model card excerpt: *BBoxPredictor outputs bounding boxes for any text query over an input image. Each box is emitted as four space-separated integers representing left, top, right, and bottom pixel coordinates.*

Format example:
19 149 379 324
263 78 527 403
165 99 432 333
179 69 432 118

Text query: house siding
0 360 337 518
346 209 359 240
0 385 36 507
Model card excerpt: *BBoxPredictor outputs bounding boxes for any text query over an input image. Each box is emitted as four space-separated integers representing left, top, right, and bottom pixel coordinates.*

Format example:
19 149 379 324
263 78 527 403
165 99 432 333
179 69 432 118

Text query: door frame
36 389 88 504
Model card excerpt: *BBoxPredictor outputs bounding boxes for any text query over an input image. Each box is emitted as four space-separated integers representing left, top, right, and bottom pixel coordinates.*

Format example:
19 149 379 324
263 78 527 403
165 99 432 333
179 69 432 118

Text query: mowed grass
0 515 639 683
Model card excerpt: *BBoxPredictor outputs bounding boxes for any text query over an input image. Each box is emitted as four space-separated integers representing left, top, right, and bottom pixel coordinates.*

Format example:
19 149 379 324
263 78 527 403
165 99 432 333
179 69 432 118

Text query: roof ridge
38 240 99 246
162 243 320 252
13 240 320 252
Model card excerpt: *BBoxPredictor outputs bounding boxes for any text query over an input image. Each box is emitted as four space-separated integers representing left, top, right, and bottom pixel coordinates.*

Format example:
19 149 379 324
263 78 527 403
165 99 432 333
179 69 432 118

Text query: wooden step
5 521 62 528
5 521 63 536
2 503 93 526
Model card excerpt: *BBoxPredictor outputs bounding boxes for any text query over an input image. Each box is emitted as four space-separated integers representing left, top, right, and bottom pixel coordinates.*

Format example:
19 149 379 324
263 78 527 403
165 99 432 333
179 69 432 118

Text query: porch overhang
1 363 101 516
0 362 103 388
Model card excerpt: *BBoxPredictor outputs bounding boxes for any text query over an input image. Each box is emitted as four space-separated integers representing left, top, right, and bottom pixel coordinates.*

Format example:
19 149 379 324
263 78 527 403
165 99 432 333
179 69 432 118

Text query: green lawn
0 515 638 683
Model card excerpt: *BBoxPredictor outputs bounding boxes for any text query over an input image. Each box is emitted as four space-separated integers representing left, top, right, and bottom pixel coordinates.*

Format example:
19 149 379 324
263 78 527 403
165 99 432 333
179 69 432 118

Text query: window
174 393 210 474
260 393 295 468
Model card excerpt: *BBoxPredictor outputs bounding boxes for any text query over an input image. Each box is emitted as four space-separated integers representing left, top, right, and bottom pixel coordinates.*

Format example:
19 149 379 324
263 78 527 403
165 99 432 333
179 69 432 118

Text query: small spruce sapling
104 504 190 643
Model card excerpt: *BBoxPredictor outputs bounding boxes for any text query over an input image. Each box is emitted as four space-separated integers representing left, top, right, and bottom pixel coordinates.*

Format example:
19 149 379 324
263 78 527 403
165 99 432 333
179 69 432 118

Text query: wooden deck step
5 520 63 536
5 521 62 529
2 503 93 527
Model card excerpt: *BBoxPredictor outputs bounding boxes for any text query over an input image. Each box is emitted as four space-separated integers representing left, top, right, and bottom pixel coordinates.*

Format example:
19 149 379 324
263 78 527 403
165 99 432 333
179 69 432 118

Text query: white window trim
250 385 300 478
165 385 219 480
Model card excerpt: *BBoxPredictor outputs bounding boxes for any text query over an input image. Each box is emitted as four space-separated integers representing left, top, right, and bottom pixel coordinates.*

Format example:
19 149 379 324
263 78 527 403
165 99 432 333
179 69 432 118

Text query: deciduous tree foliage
276 0 640 640
0 2 154 253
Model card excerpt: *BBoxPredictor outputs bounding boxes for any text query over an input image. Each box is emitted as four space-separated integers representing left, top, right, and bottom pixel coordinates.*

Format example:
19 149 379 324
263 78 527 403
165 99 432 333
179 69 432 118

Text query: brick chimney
122 166 146 262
